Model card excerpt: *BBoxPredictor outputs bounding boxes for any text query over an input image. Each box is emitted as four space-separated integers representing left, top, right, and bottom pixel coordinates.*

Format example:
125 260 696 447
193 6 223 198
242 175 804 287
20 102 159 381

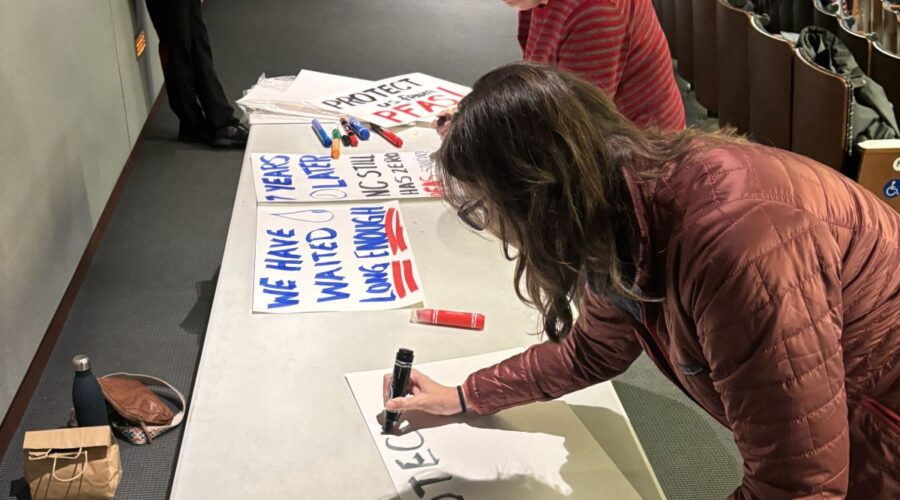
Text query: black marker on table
383 348 414 434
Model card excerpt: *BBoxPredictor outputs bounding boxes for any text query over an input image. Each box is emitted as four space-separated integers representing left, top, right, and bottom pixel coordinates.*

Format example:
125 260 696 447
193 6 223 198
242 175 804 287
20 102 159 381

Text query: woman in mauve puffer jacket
383 63 900 499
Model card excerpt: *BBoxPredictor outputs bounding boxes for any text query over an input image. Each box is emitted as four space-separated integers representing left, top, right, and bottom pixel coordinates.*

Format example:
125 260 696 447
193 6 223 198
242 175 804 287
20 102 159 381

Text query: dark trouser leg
187 0 237 130
145 0 208 134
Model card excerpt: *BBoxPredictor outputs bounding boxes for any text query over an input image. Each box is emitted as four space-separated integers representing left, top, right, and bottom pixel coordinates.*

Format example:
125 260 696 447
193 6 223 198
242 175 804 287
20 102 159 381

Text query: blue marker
311 119 333 148
348 117 371 140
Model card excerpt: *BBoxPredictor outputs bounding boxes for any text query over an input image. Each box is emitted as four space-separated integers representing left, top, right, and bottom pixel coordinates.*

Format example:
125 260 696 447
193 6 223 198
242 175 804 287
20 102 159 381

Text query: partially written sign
251 151 440 204
254 202 424 313
346 349 642 499
309 73 470 127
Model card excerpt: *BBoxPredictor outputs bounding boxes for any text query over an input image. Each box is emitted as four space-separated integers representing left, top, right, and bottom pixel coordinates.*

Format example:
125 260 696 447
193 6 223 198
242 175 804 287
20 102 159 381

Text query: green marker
331 129 341 159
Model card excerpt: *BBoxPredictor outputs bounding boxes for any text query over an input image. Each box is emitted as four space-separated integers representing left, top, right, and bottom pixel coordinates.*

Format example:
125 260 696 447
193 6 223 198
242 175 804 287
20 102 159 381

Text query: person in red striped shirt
436 0 686 136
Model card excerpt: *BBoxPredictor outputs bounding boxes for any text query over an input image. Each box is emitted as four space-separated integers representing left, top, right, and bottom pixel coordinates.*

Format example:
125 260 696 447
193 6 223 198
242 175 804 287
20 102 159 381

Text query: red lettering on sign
372 110 402 124
415 100 439 114
393 103 422 118
427 94 460 107
420 177 442 197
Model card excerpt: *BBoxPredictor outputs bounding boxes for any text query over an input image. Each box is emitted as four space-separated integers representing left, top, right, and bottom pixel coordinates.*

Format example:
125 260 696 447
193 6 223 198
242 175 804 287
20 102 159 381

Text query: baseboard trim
0 88 167 458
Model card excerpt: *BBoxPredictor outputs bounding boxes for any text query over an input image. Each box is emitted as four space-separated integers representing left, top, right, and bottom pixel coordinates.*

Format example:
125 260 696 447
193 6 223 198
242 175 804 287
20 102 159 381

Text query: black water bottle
72 354 108 427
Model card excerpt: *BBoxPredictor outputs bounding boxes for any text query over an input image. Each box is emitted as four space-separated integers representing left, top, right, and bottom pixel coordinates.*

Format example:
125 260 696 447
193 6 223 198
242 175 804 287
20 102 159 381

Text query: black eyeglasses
457 200 488 231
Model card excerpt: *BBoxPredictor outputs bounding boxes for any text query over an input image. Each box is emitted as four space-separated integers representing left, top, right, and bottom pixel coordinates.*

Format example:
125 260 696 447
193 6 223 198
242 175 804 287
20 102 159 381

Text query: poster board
251 151 440 203
237 70 373 125
309 73 471 127
345 349 641 499
254 201 425 313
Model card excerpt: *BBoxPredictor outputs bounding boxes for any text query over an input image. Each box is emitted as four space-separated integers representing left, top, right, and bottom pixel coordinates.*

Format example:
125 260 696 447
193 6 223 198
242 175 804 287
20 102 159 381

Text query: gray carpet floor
1 1 740 498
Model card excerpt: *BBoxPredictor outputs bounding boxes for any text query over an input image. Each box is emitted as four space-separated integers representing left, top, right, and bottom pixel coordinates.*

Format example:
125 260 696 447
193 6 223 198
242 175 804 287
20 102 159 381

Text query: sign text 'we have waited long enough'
254 201 424 313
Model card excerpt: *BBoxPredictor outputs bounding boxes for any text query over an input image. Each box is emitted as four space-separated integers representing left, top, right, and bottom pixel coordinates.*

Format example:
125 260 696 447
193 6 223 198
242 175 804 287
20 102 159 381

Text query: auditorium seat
717 0 752 131
871 41 900 121
856 139 900 214
791 46 852 171
662 0 679 55
813 0 841 34
749 15 795 149
676 0 695 82
871 0 886 38
837 17 873 73
692 0 719 112
792 0 816 32
859 0 879 33
882 5 899 53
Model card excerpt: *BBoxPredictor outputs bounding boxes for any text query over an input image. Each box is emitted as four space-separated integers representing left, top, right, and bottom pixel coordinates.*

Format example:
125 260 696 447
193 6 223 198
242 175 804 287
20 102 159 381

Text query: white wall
0 0 163 422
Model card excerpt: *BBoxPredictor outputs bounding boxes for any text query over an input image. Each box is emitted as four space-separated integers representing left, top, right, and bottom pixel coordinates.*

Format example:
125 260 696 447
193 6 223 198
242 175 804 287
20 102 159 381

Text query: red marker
410 308 485 331
368 122 404 148
340 118 359 147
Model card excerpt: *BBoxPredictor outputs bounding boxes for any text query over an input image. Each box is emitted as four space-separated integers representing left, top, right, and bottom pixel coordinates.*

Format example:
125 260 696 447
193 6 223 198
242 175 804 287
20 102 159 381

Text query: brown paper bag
23 426 121 500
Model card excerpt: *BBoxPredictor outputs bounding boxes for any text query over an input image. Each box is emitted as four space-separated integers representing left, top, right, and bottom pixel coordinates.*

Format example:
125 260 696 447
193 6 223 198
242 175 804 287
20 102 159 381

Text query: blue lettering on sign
306 228 350 302
265 228 303 271
299 155 349 199
258 278 299 309
258 155 296 201
359 262 396 302
884 179 899 199
350 206 389 259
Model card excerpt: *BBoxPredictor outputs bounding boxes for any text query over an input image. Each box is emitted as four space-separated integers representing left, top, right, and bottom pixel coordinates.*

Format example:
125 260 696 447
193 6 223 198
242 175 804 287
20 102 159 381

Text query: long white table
170 123 665 499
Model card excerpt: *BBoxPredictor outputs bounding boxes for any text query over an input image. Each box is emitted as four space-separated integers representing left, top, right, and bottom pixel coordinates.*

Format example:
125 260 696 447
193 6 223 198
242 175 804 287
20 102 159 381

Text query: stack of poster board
238 70 470 127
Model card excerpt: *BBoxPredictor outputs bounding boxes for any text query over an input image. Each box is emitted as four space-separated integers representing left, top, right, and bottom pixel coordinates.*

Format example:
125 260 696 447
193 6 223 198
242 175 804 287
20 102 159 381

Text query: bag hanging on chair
23 425 121 500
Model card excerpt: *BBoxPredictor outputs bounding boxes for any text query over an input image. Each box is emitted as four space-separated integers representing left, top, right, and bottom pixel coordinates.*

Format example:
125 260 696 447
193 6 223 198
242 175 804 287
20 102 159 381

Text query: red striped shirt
519 0 686 131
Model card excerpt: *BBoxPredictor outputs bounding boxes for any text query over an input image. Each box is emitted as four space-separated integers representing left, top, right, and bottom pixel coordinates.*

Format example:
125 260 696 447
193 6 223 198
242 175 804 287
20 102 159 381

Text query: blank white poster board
254 201 425 313
251 151 440 204
345 349 641 499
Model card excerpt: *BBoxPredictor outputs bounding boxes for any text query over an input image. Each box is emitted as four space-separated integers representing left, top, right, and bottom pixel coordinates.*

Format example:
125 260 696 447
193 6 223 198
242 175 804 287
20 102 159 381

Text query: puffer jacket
463 141 900 499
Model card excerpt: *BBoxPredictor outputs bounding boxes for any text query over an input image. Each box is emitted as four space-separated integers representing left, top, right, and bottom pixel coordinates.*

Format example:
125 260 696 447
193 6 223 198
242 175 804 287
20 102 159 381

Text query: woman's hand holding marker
382 369 468 416
433 107 457 140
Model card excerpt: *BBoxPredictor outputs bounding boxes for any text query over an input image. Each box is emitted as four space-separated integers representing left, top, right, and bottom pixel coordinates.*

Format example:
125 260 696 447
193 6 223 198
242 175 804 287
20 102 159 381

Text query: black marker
435 106 458 128
383 348 414 433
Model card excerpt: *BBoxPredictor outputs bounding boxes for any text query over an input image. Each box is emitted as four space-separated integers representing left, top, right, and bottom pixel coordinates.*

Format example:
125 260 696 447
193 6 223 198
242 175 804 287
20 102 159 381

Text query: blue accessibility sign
885 179 900 199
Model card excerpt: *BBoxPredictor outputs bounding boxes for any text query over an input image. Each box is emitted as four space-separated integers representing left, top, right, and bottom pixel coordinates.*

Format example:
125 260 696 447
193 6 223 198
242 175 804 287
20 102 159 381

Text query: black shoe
211 123 249 148
177 125 211 144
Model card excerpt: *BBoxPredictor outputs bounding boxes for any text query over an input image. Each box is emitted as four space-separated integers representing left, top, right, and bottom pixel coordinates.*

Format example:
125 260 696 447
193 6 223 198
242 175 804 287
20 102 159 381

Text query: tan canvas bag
23 426 121 500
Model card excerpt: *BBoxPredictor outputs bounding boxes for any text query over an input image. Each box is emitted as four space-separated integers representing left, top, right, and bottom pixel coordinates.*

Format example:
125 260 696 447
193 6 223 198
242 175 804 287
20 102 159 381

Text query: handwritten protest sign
346 349 641 499
251 151 440 203
309 73 470 127
254 202 424 313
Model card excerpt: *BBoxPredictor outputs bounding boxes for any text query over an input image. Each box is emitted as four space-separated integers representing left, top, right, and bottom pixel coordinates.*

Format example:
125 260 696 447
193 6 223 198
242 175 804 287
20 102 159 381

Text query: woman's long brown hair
436 62 738 342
